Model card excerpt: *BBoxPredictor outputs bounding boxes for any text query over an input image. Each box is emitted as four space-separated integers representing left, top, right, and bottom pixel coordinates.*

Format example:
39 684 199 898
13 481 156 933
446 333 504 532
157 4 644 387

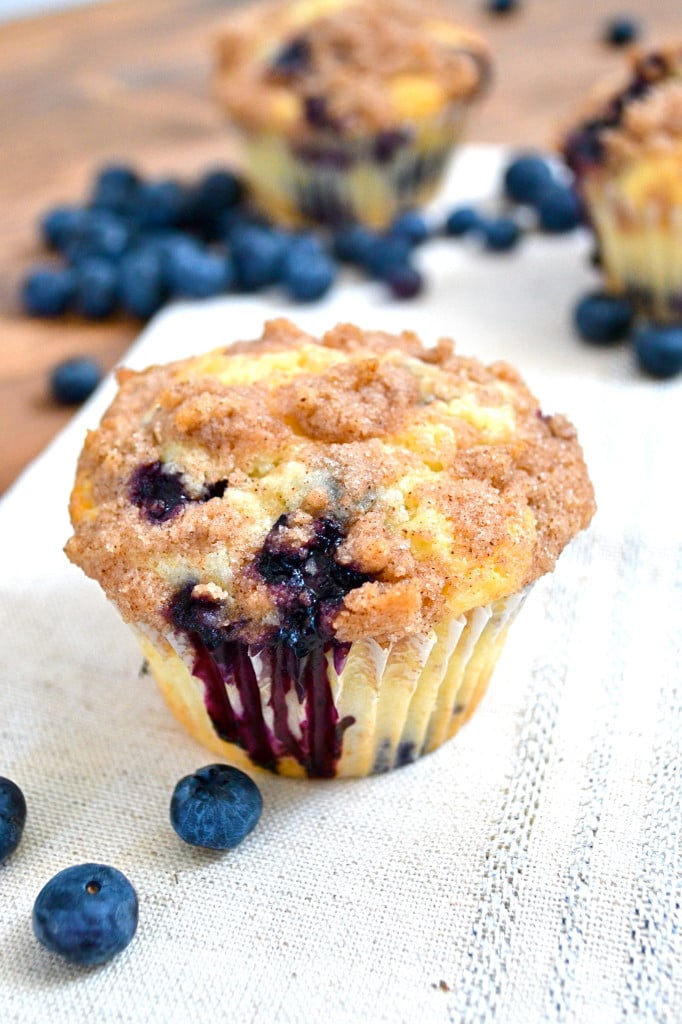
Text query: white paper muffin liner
138 588 529 779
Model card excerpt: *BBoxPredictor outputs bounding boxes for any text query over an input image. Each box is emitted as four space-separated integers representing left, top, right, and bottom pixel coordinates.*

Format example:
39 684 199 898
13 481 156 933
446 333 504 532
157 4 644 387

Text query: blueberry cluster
573 293 682 378
3 764 263 967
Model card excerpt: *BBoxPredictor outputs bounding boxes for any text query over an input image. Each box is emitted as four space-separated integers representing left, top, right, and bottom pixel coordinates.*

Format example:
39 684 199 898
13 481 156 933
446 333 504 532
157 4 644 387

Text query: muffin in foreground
562 44 682 322
66 320 595 778
213 0 490 228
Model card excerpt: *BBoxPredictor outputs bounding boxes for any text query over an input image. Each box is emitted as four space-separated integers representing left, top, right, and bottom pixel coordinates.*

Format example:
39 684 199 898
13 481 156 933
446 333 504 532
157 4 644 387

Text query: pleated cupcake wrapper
240 104 469 229
138 588 528 779
587 181 682 322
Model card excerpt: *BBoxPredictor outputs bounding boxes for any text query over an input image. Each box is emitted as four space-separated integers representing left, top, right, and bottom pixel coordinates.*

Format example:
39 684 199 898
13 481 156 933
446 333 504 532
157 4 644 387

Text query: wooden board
0 0 678 493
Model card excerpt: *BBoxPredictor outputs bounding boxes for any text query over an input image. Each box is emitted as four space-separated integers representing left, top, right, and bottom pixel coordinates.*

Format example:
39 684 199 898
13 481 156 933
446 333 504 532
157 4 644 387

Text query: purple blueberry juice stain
129 463 227 524
168 515 373 777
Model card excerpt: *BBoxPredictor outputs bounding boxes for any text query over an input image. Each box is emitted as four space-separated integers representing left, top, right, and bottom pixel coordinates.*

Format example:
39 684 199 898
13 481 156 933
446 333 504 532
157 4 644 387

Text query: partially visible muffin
562 44 682 322
214 0 490 227
66 320 595 778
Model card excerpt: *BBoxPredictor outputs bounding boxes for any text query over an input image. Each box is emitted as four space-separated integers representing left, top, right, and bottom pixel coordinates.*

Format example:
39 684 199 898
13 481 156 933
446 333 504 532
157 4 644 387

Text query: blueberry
534 184 582 233
187 169 244 239
50 357 102 405
129 461 189 522
634 323 682 379
480 217 522 252
33 863 138 966
486 0 519 13
333 224 377 264
120 247 167 319
444 205 482 237
362 234 413 278
269 35 311 77
389 210 430 247
503 152 554 204
40 205 91 250
385 264 424 299
574 291 634 345
603 16 640 47
282 241 336 301
63 210 132 265
74 258 119 319
166 243 232 299
133 179 186 230
0 777 26 864
231 226 288 291
170 764 262 850
22 266 74 317
90 163 139 213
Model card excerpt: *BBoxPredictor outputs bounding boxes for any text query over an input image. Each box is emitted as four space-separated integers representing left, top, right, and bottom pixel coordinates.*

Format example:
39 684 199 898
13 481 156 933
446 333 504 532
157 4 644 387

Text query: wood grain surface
0 0 678 494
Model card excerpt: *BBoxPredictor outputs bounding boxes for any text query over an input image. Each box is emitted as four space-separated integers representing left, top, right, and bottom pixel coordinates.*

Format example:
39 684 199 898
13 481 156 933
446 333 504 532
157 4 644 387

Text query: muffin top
67 320 595 654
562 44 682 183
214 0 490 139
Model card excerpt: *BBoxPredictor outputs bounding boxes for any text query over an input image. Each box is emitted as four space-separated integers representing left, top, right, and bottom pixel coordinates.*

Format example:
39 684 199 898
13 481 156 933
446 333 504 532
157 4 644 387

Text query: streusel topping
67 320 595 648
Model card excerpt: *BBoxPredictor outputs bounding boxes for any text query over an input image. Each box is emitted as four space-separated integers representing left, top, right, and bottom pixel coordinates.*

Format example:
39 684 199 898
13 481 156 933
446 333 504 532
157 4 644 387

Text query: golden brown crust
66 320 595 647
213 0 490 137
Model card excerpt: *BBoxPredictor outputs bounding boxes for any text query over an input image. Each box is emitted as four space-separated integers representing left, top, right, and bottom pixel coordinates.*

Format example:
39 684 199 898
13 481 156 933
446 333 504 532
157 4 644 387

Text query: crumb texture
67 320 595 647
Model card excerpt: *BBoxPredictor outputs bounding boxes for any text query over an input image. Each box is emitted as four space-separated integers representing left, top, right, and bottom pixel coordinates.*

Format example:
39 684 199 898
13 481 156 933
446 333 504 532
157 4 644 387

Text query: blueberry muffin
213 0 490 228
562 44 682 322
66 320 595 778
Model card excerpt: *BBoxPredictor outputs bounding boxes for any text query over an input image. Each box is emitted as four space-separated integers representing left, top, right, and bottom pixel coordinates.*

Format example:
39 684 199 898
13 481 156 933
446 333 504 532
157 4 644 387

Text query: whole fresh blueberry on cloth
634 323 682 379
170 764 263 850
33 863 138 965
0 777 26 863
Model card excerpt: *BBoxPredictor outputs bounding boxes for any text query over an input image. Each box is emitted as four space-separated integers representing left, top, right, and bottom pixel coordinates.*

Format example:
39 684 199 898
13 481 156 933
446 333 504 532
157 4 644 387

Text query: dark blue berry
574 291 634 345
50 357 102 405
389 210 429 247
270 35 311 78
480 217 522 252
74 258 119 319
232 226 289 291
444 206 482 237
22 267 74 317
63 210 132 265
603 16 640 47
503 153 554 204
40 205 91 250
129 461 190 523
282 241 336 301
120 247 167 319
534 184 582 233
634 323 682 379
304 95 335 129
170 764 263 850
362 234 413 278
385 264 424 299
187 169 244 239
0 777 26 864
373 129 411 163
33 863 138 966
486 0 519 13
333 224 377 264
133 179 186 230
166 242 232 299
90 163 139 213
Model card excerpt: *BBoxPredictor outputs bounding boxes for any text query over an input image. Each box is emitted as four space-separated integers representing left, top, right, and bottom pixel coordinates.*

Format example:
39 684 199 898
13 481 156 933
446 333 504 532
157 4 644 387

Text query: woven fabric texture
1 148 680 1024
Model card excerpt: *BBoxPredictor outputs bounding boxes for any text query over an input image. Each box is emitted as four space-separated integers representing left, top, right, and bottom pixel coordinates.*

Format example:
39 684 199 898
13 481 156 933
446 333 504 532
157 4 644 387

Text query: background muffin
66 320 595 779
562 44 682 322
213 0 490 228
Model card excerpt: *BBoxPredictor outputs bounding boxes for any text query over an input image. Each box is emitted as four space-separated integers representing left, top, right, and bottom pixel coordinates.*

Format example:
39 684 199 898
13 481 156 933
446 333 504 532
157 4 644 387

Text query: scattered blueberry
188 168 244 239
634 323 682 379
385 264 424 300
119 248 167 318
166 242 232 299
33 863 138 966
362 233 413 278
333 224 377 264
50 357 102 405
444 205 482 237
282 240 336 301
0 777 26 864
534 184 582 233
90 163 139 213
574 291 634 345
170 764 263 850
40 205 91 251
63 210 132 265
133 178 186 231
480 217 522 252
388 210 429 247
603 16 640 47
486 0 520 15
503 153 554 204
74 258 119 319
232 225 288 291
22 266 74 317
